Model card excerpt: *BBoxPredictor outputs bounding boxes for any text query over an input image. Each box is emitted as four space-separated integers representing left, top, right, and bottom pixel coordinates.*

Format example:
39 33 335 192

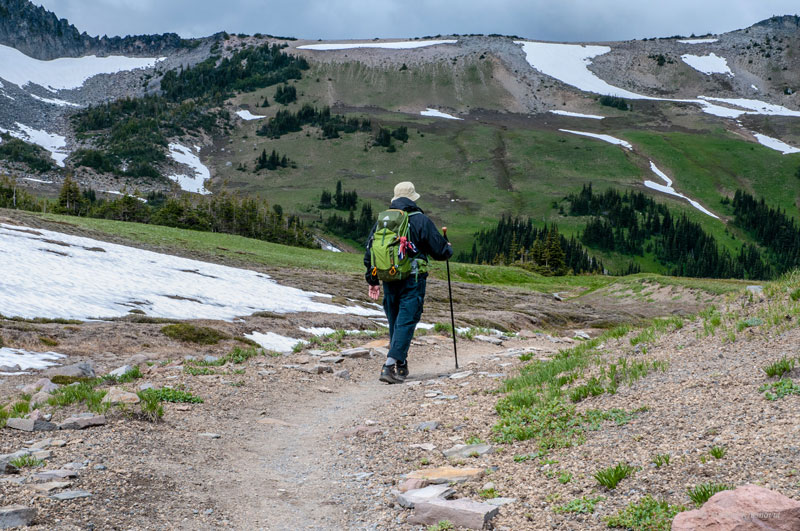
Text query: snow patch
0 223 384 322
0 348 65 375
420 108 462 120
235 109 265 120
678 38 719 44
697 96 800 117
0 44 163 92
21 177 54 184
298 40 456 51
752 133 800 155
644 161 719 219
29 93 81 107
167 143 211 195
681 53 733 76
559 129 632 150
103 190 148 202
0 123 68 167
549 110 604 119
299 327 337 336
245 331 306 353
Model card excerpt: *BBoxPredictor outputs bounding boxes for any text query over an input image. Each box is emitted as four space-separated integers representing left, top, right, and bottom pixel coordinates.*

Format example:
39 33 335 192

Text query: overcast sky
35 1 799 42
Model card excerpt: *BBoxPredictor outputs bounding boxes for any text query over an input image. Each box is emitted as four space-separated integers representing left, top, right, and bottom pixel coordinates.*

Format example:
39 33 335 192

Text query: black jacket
364 197 453 285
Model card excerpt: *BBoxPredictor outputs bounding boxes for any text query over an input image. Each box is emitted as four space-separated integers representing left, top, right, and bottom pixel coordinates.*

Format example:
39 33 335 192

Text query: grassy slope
39 213 748 298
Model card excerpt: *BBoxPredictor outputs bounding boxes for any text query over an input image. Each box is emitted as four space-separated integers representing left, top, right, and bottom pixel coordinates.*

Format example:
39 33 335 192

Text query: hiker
364 181 453 384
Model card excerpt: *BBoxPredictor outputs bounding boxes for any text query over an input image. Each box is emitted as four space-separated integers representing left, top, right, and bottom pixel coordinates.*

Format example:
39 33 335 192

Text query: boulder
5 417 57 432
30 391 52 406
0 505 36 529
58 414 106 430
44 362 95 379
108 365 133 378
673 484 800 531
396 485 455 509
409 498 499 529
101 387 140 405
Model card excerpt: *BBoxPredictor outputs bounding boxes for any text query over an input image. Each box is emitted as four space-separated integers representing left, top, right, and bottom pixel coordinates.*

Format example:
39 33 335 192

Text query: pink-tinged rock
409 498 499 530
397 485 454 508
398 478 430 493
673 484 800 531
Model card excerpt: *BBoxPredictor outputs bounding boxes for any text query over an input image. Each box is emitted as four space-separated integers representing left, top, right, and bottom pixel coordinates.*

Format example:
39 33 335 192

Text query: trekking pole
442 227 459 370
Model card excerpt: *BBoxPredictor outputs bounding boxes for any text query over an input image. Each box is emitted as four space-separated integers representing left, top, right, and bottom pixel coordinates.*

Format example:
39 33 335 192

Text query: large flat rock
409 498 499 530
396 484 455 509
0 505 36 529
405 466 484 484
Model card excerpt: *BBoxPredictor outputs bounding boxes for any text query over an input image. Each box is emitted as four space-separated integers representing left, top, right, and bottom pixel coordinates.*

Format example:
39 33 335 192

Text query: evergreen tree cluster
373 126 408 151
319 180 358 210
732 189 800 274
0 133 54 173
256 104 371 139
566 183 772 279
160 43 309 102
458 216 603 276
273 84 297 105
598 95 630 110
254 149 293 171
323 203 375 242
0 175 44 211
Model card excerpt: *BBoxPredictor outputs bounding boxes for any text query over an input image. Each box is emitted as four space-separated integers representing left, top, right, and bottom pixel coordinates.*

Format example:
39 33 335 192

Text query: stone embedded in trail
409 498 499 529
198 433 221 439
108 365 133 377
0 505 36 529
5 418 57 432
443 443 493 459
44 362 95 379
415 421 440 432
372 347 389 357
398 478 430 492
486 497 516 506
410 443 437 452
50 489 92 500
396 484 455 509
32 450 51 460
30 481 71 493
58 414 106 430
319 356 344 364
340 347 371 359
672 484 800 531
450 371 473 380
298 365 333 374
474 335 503 345
406 466 484 484
34 469 78 480
102 387 140 405
333 369 350 380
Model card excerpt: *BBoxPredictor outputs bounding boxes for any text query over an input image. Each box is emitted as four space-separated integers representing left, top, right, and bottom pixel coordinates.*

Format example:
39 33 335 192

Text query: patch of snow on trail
0 223 383 321
298 40 456 51
0 123 69 167
167 143 211 195
0 348 65 375
235 109 265 120
549 110 604 119
245 331 306 353
644 161 719 219
681 53 733 76
420 108 462 120
299 327 337 336
0 44 163 92
559 129 632 150
752 133 800 154
678 38 719 44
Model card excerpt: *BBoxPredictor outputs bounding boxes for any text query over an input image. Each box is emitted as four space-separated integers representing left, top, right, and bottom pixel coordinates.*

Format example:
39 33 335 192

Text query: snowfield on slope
0 223 382 322
681 53 733 76
0 123 68 167
0 44 162 92
236 109 265 120
752 133 800 154
549 110 604 119
559 129 632 149
0 348 65 375
167 143 211 194
644 161 719 219
298 40 456 51
420 108 462 120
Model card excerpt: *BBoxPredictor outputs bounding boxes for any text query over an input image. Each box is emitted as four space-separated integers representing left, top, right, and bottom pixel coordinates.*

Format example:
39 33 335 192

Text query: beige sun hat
392 181 420 202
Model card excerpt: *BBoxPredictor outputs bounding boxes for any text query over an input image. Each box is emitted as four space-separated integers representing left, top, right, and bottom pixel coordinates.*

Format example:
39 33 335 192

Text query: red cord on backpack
397 236 417 260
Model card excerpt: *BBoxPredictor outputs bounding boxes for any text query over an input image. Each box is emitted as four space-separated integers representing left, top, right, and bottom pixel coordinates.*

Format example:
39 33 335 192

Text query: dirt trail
197 340 495 530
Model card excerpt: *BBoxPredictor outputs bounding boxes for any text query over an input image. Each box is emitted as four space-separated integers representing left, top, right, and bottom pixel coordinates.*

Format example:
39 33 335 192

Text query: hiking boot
379 364 403 384
396 362 409 380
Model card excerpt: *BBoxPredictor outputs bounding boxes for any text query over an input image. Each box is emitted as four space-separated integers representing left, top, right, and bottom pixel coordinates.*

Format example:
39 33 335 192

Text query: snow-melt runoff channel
420 108 462 120
0 223 383 321
514 41 800 119
644 162 719 219
167 143 211 194
559 129 632 150
0 348 65 375
549 110 604 119
297 40 456 51
0 44 162 92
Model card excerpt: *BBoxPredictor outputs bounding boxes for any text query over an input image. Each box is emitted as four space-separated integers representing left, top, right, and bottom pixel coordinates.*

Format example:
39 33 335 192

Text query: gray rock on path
199 433 221 439
0 458 18 475
396 485 455 509
415 421 440 432
50 490 92 500
409 498 499 530
299 365 333 374
108 365 133 377
443 443 493 459
5 418 57 432
333 369 350 380
57 414 106 430
450 371 473 379
672 484 800 530
319 356 344 364
0 505 36 529
475 335 503 345
44 362 95 379
340 347 371 359
34 469 78 480
486 497 516 506
30 481 71 493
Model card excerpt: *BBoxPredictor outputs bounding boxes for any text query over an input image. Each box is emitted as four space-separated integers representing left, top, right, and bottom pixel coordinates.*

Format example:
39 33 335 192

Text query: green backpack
369 209 425 282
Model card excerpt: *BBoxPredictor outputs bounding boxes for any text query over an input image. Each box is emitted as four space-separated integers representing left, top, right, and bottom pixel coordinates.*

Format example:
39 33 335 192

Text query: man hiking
364 181 453 384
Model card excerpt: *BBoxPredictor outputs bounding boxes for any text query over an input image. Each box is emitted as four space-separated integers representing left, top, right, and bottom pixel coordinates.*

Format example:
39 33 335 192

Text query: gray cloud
36 0 800 42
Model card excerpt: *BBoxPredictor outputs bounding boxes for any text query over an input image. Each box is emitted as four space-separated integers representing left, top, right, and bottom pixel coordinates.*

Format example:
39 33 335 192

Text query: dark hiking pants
383 275 427 364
